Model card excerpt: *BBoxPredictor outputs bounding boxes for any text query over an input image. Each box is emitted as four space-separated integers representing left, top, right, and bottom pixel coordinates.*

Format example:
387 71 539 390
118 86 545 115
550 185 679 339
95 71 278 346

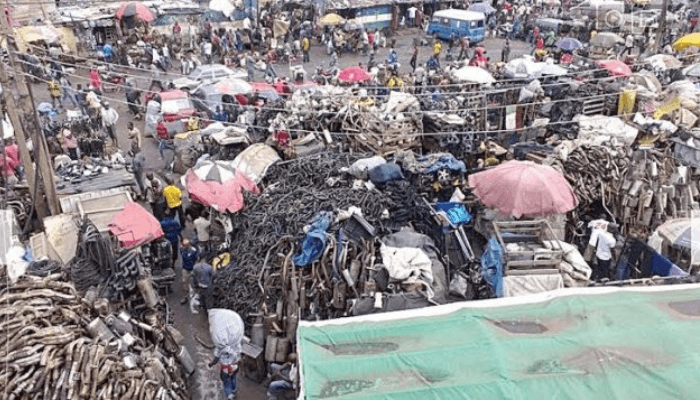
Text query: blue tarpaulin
292 212 334 268
481 237 504 297
423 155 467 175
434 202 472 227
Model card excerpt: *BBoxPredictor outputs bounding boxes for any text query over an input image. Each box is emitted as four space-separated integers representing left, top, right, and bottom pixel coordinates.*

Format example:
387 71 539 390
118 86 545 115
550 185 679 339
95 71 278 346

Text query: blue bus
427 9 486 43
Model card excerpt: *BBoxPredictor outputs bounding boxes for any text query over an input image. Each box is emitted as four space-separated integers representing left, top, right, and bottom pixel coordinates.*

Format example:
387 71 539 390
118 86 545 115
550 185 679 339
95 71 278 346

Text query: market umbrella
320 13 344 26
213 78 252 95
344 19 365 31
109 202 164 249
193 160 239 183
338 66 371 83
672 33 700 51
468 161 577 218
656 218 700 249
683 63 700 78
452 65 495 84
36 102 55 113
597 60 632 77
115 2 155 22
468 3 496 14
185 163 260 213
589 32 624 48
505 57 541 79
209 0 234 18
555 37 582 51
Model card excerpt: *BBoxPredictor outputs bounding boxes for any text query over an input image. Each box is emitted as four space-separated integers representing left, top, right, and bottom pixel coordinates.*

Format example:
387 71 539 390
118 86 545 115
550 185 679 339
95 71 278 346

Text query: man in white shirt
591 224 617 280
194 212 212 254
407 6 417 27
100 102 119 147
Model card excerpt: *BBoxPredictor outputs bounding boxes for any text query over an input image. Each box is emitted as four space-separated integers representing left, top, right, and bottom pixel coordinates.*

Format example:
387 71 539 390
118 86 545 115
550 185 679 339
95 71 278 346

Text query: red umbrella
115 2 155 22
597 60 632 77
468 161 577 218
338 66 371 83
109 202 164 249
185 167 260 213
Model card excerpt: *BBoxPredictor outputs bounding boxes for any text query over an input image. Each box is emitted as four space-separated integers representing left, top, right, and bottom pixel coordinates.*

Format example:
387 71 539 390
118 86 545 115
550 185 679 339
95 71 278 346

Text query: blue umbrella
468 3 496 14
556 37 583 51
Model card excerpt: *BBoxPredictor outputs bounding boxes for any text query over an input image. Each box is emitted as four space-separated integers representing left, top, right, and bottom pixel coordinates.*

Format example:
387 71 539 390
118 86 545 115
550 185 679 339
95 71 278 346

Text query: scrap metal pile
0 272 191 400
214 152 442 325
282 88 424 154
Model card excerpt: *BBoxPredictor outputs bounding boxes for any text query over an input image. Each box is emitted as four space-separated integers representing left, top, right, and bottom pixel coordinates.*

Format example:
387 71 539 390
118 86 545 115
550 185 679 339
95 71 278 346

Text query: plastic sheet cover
298 284 700 399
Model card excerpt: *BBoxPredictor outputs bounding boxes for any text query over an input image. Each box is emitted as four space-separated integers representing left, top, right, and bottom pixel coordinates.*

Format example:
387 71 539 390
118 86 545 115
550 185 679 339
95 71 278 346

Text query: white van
570 0 625 20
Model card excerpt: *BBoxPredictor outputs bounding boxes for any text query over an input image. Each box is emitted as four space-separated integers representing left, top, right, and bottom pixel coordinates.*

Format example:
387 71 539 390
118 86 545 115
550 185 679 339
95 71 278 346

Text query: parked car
172 64 247 91
144 90 199 138
426 9 486 43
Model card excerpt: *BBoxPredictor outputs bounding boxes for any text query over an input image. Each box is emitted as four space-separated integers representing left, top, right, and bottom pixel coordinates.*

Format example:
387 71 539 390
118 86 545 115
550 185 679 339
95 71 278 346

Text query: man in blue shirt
103 43 113 63
160 210 182 264
214 106 228 123
193 255 214 311
179 239 198 304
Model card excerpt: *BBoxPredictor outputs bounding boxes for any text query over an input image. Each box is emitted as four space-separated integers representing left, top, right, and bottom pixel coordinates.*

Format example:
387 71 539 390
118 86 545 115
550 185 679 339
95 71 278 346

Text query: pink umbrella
185 167 260 213
468 161 577 217
338 66 371 83
109 202 164 249
597 60 632 77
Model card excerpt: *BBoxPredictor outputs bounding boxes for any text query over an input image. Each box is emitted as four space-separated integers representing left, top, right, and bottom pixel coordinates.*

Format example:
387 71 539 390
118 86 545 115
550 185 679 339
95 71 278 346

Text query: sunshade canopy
673 33 700 51
320 13 344 26
597 60 632 77
555 37 582 51
452 66 495 84
468 160 577 217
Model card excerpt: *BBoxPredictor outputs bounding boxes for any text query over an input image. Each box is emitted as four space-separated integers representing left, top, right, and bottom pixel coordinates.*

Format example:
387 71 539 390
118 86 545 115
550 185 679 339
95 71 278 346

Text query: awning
109 202 164 249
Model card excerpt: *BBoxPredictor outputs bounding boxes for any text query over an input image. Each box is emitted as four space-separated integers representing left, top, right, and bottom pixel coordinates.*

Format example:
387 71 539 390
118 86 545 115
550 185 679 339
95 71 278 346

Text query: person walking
149 62 164 92
59 75 77 108
458 36 470 61
127 122 142 153
192 255 214 310
131 148 146 197
89 67 103 92
160 209 182 264
48 77 62 110
62 127 78 160
621 33 634 57
163 176 185 227
179 239 198 304
100 102 119 147
501 38 511 62
409 45 418 72
157 120 175 160
146 173 166 219
301 36 310 63
432 38 442 60
245 52 256 82
194 211 212 256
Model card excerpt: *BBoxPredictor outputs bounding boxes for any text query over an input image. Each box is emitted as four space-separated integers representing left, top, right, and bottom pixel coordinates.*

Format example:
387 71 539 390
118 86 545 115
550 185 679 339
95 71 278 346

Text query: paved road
25 30 529 400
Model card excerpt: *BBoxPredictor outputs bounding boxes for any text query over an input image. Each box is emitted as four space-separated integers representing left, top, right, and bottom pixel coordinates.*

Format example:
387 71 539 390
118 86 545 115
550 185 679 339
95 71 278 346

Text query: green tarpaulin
298 285 700 399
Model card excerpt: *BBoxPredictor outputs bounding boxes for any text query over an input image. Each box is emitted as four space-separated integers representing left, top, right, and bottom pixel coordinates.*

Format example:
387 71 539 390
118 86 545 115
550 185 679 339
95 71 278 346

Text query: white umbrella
505 57 541 80
683 63 700 78
192 160 238 184
452 66 495 84
208 0 234 17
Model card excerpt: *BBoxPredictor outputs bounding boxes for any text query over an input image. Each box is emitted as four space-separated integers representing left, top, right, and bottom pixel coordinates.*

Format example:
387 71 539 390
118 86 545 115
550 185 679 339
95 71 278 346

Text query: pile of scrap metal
0 273 192 400
0 185 32 233
551 137 697 237
213 152 446 333
282 88 423 155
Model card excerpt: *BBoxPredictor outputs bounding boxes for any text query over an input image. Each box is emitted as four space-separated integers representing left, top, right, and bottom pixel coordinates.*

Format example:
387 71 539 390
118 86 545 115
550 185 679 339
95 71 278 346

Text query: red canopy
597 60 632 77
185 168 260 213
109 202 164 249
338 66 371 83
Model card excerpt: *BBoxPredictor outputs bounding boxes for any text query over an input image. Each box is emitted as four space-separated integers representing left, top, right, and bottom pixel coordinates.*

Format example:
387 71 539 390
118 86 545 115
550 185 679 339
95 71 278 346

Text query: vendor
591 223 617 280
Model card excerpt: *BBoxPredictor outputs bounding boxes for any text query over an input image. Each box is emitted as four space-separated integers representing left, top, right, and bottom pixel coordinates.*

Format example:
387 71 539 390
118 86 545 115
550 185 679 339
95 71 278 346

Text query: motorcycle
98 66 125 93
312 66 336 85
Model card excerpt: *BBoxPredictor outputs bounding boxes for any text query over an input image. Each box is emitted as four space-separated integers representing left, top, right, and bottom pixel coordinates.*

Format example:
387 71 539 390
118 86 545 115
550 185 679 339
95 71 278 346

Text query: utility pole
654 0 669 52
0 8 59 216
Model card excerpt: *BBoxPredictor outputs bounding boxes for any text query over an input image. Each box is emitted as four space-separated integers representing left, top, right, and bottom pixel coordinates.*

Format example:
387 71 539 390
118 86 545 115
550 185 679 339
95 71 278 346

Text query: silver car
172 64 247 91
